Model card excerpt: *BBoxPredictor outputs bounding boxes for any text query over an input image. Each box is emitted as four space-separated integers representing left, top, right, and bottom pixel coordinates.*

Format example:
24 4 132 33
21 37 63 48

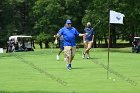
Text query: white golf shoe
56 55 60 60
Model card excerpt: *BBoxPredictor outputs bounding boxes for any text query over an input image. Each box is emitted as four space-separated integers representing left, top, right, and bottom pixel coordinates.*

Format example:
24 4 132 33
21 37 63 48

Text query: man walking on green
55 19 85 70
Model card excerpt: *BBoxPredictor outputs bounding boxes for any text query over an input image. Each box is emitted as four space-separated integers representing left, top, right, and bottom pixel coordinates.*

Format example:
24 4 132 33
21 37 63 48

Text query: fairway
0 48 140 93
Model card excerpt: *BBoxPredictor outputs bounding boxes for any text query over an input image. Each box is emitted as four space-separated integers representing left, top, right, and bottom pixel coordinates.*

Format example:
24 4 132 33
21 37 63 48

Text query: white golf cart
6 35 34 52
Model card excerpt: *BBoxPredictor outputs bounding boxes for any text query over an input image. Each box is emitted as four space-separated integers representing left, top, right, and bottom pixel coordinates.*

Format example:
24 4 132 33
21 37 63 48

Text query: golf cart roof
9 35 32 40
9 35 32 42
134 37 140 39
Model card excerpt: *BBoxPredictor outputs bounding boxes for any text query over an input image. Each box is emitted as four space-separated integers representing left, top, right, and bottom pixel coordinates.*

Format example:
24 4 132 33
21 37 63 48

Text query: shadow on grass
100 48 132 53
72 67 85 69
84 57 101 60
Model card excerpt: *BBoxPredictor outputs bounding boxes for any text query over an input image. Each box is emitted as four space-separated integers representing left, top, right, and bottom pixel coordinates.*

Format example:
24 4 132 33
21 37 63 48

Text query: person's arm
74 28 85 37
54 33 60 38
83 35 86 43
54 33 60 44
82 28 86 43
79 33 85 37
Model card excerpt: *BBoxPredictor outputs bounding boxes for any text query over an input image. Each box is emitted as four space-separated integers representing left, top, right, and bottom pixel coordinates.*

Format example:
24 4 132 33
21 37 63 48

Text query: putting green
0 48 139 93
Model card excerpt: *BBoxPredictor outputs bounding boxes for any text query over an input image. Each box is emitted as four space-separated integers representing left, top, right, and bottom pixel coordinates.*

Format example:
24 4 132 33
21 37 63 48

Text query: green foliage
0 0 140 48
32 0 64 34
36 32 47 43
48 42 57 48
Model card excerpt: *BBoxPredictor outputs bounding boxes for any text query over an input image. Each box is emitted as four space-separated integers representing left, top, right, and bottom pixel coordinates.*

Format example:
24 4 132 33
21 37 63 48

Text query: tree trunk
45 40 49 48
104 34 108 48
110 24 116 48
94 39 97 48
39 41 42 49
112 26 116 48
98 40 101 48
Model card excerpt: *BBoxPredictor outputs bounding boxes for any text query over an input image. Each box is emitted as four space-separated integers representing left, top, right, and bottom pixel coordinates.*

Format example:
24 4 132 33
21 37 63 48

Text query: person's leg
66 46 76 69
87 42 93 58
58 49 63 56
87 50 90 57
83 41 88 49
56 49 62 60
56 41 64 60
67 47 71 64
64 46 76 70
64 46 71 70
70 46 76 64
82 42 88 58
84 41 93 58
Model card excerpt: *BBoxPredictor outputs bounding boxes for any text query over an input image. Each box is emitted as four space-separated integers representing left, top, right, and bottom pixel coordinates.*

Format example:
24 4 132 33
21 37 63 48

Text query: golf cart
132 37 140 53
6 35 34 53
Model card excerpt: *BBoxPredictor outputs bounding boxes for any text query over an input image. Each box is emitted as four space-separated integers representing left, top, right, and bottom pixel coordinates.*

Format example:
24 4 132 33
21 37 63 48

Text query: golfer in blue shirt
54 35 64 60
82 22 95 59
55 19 85 70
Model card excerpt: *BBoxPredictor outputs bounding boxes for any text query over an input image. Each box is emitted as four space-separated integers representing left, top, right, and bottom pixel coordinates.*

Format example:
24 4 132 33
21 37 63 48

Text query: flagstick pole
107 11 111 79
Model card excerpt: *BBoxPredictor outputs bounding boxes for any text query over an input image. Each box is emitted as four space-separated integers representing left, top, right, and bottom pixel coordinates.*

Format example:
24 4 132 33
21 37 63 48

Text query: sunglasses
68 23 71 25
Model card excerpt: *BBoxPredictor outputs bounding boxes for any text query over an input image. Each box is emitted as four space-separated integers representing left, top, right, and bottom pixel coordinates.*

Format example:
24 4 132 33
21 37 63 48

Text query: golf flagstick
107 10 111 79
107 24 110 79
107 9 125 79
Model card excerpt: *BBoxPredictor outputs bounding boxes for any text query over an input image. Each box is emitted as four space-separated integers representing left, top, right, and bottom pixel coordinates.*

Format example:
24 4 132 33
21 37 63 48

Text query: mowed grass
0 48 140 93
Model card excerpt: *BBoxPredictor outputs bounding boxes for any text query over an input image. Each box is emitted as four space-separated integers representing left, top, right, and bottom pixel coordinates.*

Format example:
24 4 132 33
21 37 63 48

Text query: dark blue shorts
85 39 92 43
60 41 64 50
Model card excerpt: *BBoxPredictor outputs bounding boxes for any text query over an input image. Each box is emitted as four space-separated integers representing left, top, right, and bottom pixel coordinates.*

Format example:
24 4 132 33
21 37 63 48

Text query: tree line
0 0 140 48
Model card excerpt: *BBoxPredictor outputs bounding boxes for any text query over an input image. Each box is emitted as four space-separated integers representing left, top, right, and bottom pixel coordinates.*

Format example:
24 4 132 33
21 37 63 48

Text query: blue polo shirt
84 27 94 41
60 35 64 41
58 26 79 46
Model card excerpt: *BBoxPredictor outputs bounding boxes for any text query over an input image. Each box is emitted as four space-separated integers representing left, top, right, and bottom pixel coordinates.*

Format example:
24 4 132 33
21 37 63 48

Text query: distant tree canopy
0 0 140 48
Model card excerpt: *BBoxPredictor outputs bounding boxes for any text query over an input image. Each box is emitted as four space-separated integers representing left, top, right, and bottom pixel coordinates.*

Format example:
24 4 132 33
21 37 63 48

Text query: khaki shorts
64 46 76 57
